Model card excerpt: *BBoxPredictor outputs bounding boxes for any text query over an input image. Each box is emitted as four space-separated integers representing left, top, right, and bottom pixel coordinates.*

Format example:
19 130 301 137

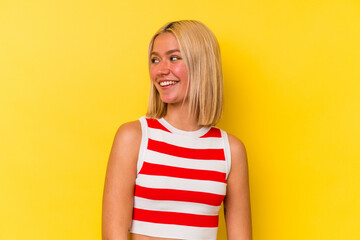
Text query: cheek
149 67 157 82
173 64 188 82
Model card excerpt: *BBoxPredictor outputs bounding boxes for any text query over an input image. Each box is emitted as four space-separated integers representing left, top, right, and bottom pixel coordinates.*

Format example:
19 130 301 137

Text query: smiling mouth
159 80 178 87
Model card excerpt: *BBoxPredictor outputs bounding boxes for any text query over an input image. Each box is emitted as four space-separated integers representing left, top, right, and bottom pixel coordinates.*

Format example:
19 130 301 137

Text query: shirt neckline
158 117 211 138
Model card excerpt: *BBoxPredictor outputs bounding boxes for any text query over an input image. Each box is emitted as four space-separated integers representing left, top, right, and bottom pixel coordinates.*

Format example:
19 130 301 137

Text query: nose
157 59 170 75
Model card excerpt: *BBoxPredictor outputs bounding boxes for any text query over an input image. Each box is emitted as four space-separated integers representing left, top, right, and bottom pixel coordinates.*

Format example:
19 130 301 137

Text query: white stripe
148 127 224 149
144 149 227 173
136 175 227 195
131 220 218 240
134 196 221 215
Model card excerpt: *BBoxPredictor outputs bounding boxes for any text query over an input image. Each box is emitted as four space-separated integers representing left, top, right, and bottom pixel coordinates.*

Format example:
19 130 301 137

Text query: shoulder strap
137 116 148 174
221 130 232 179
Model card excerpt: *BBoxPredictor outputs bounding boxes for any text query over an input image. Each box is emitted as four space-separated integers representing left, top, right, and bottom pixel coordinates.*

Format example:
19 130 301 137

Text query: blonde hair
146 20 223 126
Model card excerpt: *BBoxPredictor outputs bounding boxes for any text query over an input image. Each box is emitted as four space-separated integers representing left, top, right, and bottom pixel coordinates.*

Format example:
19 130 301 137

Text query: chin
160 97 180 104
160 94 188 104
160 94 173 102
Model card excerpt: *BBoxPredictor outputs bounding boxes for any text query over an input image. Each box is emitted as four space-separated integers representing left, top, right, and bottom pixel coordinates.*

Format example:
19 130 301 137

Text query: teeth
160 81 177 87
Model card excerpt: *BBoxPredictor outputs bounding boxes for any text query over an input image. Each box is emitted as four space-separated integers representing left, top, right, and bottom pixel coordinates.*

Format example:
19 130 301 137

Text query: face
150 33 189 105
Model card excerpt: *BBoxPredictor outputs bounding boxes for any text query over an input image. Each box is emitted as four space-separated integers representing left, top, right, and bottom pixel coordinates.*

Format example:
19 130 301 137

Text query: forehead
152 33 179 53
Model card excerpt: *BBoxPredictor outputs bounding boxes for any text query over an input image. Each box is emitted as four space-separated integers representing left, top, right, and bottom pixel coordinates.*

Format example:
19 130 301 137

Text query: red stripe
146 118 171 133
139 162 226 183
200 127 222 138
133 208 219 227
134 185 225 206
147 139 225 160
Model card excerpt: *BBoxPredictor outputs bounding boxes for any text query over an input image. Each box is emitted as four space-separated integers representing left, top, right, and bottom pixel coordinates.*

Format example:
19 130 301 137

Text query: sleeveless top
130 116 232 239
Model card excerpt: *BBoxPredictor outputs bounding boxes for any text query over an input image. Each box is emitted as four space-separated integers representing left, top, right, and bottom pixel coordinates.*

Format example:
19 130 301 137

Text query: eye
151 57 160 63
170 56 181 61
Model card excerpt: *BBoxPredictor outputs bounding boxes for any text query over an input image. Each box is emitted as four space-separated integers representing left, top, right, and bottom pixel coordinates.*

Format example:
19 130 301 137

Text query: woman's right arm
102 121 142 240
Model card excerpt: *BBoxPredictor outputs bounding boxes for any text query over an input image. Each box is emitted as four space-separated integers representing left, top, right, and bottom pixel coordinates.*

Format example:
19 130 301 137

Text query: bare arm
102 121 141 240
224 134 252 240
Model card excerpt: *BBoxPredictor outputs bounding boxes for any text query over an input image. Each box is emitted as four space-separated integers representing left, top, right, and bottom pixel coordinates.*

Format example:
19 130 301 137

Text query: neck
164 101 200 131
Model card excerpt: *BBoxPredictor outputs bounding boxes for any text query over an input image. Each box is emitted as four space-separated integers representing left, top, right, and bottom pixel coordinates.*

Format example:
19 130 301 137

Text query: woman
102 20 252 240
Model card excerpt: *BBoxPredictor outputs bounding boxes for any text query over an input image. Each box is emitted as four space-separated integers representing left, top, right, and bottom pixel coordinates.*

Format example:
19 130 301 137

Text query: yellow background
1 0 359 239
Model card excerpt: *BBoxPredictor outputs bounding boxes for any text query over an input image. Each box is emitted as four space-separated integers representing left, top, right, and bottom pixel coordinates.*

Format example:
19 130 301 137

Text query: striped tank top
130 116 231 239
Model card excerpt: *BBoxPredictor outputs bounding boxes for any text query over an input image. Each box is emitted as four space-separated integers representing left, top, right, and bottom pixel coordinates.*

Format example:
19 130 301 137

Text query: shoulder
227 134 247 157
114 120 142 141
110 120 142 158
227 133 248 172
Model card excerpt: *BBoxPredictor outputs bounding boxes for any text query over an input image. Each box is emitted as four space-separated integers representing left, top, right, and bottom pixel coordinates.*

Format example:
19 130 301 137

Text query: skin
102 32 252 240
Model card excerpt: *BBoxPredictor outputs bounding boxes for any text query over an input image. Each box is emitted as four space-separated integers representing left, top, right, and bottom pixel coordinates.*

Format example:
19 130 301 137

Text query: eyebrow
150 49 180 56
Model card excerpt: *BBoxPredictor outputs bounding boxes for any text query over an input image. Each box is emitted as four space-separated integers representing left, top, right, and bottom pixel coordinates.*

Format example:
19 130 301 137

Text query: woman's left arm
224 134 252 240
